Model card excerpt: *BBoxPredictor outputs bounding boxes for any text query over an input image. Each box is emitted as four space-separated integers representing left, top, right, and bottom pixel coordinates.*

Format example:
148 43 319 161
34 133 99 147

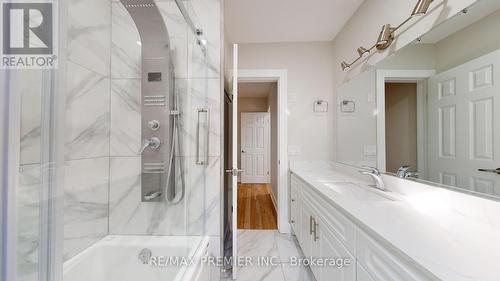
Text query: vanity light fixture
376 24 395 50
340 0 434 71
412 0 434 16
357 47 370 58
341 61 351 72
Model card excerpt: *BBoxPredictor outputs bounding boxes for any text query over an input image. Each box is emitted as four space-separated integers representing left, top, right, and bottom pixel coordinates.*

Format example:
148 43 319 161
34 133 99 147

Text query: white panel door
240 112 270 183
428 50 500 196
229 44 240 279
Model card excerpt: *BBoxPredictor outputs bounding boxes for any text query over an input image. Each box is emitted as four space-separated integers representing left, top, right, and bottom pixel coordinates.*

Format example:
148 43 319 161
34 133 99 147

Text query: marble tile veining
110 79 141 156
111 2 141 79
67 0 111 76
17 70 43 165
233 231 315 281
64 158 110 260
186 157 221 236
17 164 41 281
109 156 187 235
176 78 221 157
65 62 110 160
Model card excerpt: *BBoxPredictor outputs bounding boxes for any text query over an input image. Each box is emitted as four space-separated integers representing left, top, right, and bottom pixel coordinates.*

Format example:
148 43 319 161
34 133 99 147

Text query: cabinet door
357 263 376 281
357 230 434 281
300 199 314 257
290 183 300 242
314 219 356 281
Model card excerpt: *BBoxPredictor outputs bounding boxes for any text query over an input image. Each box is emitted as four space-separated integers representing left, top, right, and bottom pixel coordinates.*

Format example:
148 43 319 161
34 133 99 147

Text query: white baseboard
267 184 278 211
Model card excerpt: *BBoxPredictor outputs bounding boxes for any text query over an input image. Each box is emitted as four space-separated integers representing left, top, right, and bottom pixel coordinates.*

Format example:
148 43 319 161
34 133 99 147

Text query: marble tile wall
109 0 222 241
17 165 41 281
63 0 112 260
16 0 222 275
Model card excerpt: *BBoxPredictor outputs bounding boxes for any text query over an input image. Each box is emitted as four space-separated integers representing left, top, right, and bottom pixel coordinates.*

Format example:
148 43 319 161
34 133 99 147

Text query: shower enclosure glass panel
1 65 64 281
2 0 217 280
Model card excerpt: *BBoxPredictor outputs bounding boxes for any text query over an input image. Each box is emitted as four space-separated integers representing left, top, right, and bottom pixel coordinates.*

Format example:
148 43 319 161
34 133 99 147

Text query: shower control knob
138 137 161 154
148 120 161 131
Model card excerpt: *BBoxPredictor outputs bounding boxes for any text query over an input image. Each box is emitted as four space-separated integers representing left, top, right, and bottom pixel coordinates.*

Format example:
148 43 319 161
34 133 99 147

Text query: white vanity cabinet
290 173 436 281
290 176 301 243
295 181 356 281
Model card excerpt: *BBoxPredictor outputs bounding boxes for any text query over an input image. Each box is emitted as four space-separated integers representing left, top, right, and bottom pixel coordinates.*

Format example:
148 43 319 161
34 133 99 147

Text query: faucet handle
361 165 380 175
138 139 151 155
397 165 411 172
138 137 161 155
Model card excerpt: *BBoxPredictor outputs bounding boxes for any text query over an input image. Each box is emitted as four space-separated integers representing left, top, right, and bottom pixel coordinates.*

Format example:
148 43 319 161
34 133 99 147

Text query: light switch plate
363 145 377 156
288 145 302 156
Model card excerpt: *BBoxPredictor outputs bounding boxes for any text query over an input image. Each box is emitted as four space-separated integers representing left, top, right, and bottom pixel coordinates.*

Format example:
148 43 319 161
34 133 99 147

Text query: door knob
241 150 246 153
225 168 244 176
478 168 500 174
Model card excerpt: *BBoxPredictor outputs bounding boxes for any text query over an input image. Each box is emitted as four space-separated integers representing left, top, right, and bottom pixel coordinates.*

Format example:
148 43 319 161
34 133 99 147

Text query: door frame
376 69 435 174
238 69 289 234
0 69 20 281
240 112 271 184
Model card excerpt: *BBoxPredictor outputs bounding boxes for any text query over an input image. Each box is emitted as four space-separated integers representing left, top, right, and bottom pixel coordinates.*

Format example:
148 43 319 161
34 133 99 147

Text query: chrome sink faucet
396 165 419 179
359 166 387 191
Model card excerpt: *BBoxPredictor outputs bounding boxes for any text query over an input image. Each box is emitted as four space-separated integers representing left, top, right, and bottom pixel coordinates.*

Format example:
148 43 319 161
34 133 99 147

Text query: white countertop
290 161 500 281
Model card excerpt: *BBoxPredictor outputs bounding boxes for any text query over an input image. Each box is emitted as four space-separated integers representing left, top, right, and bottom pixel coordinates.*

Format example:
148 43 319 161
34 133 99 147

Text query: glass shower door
1 1 65 279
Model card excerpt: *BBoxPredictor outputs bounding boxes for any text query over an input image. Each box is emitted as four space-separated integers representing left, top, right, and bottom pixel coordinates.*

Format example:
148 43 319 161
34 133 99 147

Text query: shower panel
120 0 179 203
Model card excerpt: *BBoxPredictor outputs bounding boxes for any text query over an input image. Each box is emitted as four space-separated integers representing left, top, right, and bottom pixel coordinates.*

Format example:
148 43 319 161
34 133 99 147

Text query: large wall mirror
337 0 500 199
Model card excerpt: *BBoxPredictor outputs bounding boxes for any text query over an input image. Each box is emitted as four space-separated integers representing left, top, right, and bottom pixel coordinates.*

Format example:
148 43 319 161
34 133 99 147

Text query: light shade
376 24 394 50
357 47 370 57
411 0 433 16
341 61 350 72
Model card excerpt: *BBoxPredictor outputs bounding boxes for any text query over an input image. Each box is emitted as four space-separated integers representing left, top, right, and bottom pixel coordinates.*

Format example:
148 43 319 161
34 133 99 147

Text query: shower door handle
196 108 210 165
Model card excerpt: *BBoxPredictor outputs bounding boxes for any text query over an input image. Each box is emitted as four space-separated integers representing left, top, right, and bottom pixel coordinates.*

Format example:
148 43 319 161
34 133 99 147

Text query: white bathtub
63 236 210 281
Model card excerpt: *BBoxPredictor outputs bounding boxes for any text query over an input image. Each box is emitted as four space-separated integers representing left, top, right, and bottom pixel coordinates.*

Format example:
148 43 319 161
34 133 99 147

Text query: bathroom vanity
289 162 500 281
304 1 500 280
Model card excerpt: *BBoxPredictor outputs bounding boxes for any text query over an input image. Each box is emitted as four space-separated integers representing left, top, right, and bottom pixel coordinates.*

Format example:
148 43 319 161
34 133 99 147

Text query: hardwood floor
237 183 278 229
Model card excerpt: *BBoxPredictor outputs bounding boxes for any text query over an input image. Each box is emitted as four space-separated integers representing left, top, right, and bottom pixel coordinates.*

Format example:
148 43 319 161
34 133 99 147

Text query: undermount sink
322 182 397 202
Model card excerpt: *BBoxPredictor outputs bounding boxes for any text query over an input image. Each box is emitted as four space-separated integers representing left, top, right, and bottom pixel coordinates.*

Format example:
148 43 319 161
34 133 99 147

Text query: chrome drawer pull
310 216 314 235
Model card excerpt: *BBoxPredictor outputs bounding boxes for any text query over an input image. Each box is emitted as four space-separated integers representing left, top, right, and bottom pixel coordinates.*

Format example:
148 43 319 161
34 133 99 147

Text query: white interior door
241 112 270 183
427 49 500 196
230 44 240 279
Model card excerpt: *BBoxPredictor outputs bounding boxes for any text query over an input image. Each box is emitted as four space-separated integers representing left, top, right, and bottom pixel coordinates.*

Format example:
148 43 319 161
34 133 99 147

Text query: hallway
237 183 277 229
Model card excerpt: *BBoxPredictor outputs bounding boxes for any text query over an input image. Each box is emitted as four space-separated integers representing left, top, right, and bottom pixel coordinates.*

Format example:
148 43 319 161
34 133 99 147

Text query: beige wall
385 83 418 173
331 0 478 164
435 9 500 72
331 0 478 84
238 42 335 161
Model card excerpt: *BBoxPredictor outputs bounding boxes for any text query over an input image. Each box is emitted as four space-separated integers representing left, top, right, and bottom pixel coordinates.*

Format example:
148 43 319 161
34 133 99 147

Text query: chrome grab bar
313 221 319 242
196 108 209 165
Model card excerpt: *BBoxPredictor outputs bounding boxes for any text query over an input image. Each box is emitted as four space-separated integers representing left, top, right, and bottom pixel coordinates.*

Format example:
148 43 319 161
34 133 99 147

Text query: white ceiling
238 82 275 98
225 0 365 43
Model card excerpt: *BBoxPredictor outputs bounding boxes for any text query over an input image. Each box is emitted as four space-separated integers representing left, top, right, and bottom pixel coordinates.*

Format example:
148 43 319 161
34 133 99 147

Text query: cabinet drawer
356 230 435 281
302 183 356 255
